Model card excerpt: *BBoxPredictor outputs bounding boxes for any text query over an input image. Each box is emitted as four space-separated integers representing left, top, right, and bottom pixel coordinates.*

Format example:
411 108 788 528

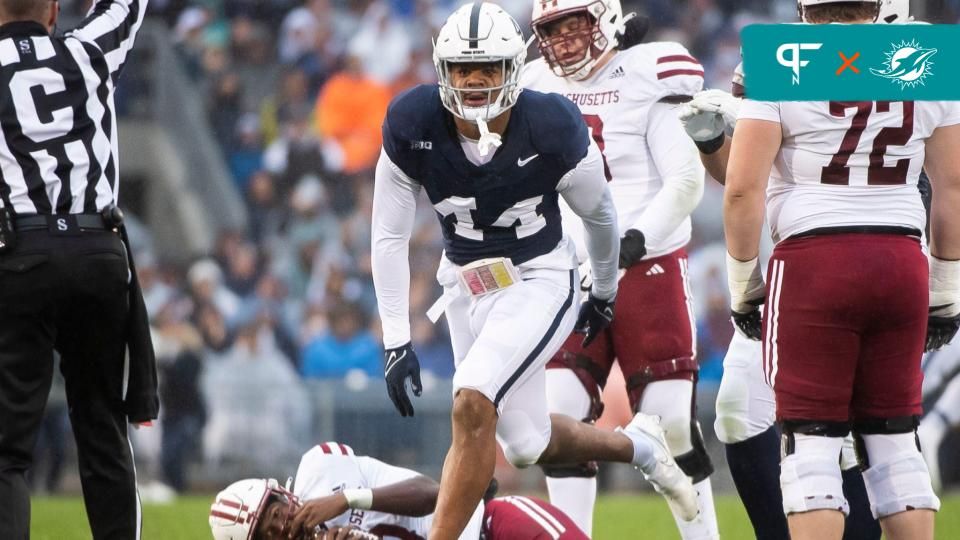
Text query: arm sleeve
371 150 421 349
558 140 619 300
66 0 149 81
632 101 705 246
738 99 781 123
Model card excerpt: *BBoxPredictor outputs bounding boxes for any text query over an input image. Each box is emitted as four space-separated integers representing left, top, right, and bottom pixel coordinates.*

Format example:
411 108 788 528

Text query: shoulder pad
301 441 356 463
520 57 551 89
315 441 355 456
519 90 589 169
382 85 442 164
622 42 703 102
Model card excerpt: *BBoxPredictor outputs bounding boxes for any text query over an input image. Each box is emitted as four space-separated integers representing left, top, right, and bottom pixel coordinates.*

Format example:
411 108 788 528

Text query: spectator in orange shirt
314 55 390 175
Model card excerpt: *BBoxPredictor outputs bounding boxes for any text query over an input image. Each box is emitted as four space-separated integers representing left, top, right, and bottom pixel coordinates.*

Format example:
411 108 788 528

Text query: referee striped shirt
0 0 147 215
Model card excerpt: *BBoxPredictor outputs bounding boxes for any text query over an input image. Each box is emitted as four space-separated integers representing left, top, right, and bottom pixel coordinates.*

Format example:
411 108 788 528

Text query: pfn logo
776 43 822 85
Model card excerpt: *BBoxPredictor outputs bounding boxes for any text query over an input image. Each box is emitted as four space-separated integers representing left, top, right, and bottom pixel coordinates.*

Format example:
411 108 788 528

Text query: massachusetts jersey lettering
563 91 620 107
738 98 960 241
521 42 704 257
382 85 588 266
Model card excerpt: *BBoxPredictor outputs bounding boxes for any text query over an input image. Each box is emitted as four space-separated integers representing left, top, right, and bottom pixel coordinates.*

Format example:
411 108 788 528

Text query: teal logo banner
741 24 960 101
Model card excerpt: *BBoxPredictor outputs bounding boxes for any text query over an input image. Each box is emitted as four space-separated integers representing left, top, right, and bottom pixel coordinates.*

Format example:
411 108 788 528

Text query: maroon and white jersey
739 99 960 242
521 43 704 259
481 496 587 540
292 442 431 539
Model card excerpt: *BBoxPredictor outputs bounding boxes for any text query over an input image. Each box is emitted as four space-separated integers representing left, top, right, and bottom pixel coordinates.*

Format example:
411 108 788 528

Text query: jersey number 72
821 101 914 186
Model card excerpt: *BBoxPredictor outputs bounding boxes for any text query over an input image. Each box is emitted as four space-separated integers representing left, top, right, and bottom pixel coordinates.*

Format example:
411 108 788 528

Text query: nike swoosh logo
385 350 406 376
517 154 539 167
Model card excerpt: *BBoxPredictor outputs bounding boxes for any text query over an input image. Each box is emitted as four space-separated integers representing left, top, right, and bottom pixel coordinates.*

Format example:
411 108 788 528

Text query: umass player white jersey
292 443 432 537
291 443 484 539
521 42 705 258
739 99 960 242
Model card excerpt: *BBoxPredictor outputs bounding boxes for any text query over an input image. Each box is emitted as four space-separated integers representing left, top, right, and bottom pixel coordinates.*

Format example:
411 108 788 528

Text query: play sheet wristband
458 257 520 296
427 257 521 323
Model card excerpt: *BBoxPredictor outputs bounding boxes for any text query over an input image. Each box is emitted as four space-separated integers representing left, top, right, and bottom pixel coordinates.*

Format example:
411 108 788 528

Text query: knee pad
626 358 698 411
714 374 752 445
497 409 551 468
674 421 715 483
779 424 850 516
546 369 603 422
638 379 694 454
853 421 941 519
714 347 775 444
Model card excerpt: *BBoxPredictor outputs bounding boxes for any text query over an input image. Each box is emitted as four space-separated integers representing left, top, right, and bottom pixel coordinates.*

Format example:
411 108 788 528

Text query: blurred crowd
32 0 960 494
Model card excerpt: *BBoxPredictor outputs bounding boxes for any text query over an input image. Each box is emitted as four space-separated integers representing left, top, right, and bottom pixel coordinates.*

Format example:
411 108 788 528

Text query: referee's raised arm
0 1 154 539
67 0 148 81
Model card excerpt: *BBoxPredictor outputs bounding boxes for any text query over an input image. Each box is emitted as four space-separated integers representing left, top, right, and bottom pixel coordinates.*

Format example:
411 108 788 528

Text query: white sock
665 477 719 540
545 476 597 536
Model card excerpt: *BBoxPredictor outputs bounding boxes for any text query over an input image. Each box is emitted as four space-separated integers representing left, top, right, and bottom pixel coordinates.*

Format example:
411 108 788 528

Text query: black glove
619 229 646 269
574 295 615 347
614 13 650 51
926 313 960 352
731 299 764 341
384 343 422 417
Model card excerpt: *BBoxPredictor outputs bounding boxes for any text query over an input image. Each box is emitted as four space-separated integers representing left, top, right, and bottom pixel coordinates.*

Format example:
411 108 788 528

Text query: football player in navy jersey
371 3 700 539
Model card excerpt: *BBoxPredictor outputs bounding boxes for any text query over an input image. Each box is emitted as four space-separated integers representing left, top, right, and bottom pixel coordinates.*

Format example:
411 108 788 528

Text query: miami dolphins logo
870 39 937 89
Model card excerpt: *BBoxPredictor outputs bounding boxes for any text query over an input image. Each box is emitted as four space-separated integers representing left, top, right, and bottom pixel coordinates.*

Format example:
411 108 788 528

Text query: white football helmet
433 2 526 124
209 478 299 540
878 0 912 22
531 0 624 80
797 0 881 22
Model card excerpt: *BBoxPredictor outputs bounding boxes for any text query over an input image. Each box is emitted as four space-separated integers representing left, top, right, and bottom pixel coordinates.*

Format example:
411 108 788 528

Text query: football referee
0 1 157 539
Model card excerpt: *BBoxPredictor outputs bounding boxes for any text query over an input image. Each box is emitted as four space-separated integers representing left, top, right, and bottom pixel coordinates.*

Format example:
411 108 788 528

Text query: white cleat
617 412 700 522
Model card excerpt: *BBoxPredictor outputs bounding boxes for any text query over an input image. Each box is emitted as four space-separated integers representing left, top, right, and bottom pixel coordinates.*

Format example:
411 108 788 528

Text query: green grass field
29 493 960 539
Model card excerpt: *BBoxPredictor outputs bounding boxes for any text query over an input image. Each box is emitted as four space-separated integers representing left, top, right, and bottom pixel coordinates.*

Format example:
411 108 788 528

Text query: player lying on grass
208 442 588 540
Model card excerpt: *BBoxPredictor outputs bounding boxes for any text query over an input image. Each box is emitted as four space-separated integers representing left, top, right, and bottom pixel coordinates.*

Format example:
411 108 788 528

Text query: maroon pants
763 234 927 422
547 249 697 409
482 496 588 539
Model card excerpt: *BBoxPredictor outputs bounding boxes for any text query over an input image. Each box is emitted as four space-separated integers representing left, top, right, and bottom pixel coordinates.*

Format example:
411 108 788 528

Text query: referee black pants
0 230 139 540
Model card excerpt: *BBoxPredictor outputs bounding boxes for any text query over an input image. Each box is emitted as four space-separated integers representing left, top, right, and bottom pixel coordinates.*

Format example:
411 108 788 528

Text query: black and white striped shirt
0 0 146 215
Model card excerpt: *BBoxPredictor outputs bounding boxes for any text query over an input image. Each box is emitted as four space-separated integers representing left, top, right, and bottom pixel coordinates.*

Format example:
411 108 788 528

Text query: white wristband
930 257 960 317
343 488 373 510
726 253 765 313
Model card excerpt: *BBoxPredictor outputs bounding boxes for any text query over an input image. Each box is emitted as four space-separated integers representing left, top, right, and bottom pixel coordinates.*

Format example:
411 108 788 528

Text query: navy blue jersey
382 85 589 266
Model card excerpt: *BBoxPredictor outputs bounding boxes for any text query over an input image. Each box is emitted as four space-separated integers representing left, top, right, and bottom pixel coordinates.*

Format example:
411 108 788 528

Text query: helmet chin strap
476 117 502 157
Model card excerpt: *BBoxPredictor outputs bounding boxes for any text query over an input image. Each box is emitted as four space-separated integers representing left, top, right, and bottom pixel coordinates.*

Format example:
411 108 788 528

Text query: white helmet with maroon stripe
531 0 624 80
209 478 298 540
